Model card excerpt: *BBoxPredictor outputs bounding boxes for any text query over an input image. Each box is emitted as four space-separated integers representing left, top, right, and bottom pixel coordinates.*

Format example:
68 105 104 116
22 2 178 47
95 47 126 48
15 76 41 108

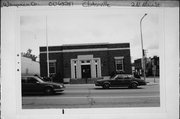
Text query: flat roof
40 42 130 52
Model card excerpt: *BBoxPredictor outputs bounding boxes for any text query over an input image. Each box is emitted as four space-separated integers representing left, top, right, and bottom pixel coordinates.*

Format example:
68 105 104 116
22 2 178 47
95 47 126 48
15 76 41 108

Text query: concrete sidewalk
145 77 159 86
64 77 159 87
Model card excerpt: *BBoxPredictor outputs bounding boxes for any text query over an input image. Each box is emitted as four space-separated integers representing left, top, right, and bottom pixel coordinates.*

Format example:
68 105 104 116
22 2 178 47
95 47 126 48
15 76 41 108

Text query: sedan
22 76 65 95
95 74 146 89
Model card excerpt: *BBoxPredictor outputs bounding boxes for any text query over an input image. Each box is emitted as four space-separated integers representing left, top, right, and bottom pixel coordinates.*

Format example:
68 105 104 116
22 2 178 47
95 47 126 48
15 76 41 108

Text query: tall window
49 60 56 75
74 61 77 78
115 57 124 71
95 60 98 78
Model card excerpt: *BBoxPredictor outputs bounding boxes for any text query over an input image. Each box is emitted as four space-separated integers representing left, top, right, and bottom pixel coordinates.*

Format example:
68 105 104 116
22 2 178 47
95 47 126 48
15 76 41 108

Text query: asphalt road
22 83 160 109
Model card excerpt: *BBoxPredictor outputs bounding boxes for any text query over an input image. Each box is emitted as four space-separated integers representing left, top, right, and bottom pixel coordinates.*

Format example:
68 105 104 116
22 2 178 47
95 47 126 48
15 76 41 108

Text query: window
81 60 90 65
95 65 98 78
115 75 123 80
74 61 77 78
95 60 98 78
74 65 77 78
115 57 124 71
49 61 56 74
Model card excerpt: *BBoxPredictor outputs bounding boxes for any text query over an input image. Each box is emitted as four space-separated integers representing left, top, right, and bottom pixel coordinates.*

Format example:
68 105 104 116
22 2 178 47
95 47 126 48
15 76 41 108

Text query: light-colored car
95 74 146 89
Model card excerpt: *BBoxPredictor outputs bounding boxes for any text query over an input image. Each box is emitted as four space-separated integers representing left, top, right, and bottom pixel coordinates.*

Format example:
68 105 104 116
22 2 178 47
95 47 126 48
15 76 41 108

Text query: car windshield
111 75 121 80
34 77 44 83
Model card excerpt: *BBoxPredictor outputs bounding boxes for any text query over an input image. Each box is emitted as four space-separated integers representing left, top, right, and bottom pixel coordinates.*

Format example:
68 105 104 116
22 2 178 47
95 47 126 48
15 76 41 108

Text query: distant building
39 43 132 83
146 56 159 77
134 59 142 75
21 57 40 76
134 56 159 77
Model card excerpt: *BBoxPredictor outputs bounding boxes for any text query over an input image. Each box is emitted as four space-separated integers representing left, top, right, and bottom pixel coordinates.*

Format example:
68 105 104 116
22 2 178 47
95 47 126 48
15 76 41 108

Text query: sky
20 7 160 62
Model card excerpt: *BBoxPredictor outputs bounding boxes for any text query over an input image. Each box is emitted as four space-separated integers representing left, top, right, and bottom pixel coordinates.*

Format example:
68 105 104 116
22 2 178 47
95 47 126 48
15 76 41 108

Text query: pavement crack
87 98 95 108
87 88 96 107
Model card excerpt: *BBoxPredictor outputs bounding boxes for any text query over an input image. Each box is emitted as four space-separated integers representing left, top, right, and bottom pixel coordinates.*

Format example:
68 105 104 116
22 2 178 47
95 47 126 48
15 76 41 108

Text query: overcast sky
20 8 161 62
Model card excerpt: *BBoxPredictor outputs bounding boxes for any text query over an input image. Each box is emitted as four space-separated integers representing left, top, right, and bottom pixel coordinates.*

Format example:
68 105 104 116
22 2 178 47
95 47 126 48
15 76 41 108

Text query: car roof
22 76 36 77
113 74 133 78
21 76 37 79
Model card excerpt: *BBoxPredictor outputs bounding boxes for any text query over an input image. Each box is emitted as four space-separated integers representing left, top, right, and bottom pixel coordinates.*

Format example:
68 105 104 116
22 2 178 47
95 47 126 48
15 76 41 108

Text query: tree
21 49 37 61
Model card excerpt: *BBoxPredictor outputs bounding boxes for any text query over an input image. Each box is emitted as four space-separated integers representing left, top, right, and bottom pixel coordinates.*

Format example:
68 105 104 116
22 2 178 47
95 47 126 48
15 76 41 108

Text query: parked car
95 74 146 89
22 76 65 95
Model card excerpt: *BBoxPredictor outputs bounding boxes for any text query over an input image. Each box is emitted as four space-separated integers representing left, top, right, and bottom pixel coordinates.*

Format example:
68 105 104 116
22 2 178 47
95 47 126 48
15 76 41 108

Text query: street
22 80 160 109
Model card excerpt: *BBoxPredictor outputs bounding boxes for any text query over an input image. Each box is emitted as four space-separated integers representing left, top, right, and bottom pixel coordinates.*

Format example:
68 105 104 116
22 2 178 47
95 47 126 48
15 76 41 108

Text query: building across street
39 43 132 84
21 56 40 76
133 56 159 77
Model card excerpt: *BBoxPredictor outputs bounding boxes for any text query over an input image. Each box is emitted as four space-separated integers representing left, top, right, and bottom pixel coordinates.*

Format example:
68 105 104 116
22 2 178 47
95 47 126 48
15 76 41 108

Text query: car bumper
55 84 65 91
95 82 102 86
54 89 64 92
139 82 147 85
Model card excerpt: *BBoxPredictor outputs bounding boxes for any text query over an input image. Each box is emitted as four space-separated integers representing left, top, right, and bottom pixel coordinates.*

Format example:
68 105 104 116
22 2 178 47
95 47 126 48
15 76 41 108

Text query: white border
1 6 179 119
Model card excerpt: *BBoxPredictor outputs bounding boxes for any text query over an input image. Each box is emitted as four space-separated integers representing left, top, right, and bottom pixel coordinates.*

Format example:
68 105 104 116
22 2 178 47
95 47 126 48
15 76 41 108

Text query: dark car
22 76 65 95
95 74 146 89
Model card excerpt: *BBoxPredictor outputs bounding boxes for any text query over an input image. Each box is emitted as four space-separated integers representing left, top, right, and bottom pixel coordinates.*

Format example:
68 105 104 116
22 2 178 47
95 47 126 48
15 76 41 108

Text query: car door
26 77 42 93
111 75 124 87
22 77 28 93
116 75 126 86
123 75 131 86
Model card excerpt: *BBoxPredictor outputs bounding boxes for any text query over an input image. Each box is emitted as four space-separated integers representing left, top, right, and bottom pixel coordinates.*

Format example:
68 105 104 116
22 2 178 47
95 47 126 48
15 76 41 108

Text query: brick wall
40 43 132 83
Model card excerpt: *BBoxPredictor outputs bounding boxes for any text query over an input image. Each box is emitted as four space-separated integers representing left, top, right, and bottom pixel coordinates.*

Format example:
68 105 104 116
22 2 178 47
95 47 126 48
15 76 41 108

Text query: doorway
81 65 91 78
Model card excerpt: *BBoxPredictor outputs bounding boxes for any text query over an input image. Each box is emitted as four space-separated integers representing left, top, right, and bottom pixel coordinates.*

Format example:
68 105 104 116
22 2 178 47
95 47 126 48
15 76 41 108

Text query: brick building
39 43 132 83
134 56 159 77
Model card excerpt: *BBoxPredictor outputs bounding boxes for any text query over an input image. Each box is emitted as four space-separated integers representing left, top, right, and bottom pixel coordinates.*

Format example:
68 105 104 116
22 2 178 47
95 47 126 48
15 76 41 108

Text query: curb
146 82 159 86
64 84 95 87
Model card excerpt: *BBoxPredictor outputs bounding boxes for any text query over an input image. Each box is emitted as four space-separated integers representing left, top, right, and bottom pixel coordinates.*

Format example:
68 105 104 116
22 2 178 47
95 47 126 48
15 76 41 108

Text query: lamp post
140 13 147 82
46 16 50 78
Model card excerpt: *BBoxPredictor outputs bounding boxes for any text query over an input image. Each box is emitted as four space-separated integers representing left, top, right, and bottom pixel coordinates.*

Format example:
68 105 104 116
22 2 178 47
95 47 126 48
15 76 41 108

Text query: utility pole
46 16 50 78
140 13 147 82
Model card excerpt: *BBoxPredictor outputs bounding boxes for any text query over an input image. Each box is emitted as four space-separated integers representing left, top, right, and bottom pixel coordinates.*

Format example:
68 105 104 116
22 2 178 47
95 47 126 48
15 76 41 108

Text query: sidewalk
145 77 159 86
64 77 159 86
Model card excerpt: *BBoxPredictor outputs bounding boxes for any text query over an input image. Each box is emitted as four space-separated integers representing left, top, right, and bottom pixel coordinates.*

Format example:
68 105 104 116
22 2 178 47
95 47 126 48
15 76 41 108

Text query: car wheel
44 87 54 95
103 83 110 89
131 82 138 89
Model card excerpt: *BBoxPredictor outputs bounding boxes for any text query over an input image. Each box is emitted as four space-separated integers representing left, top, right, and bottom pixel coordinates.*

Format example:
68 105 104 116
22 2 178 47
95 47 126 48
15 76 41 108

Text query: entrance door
81 65 91 78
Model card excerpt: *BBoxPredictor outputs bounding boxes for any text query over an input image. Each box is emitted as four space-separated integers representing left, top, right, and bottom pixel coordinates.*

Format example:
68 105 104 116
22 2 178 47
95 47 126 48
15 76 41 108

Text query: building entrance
71 55 101 79
81 65 91 78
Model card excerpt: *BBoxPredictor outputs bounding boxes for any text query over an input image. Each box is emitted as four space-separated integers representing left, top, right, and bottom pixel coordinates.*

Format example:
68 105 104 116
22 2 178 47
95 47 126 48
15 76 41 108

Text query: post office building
39 43 132 83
